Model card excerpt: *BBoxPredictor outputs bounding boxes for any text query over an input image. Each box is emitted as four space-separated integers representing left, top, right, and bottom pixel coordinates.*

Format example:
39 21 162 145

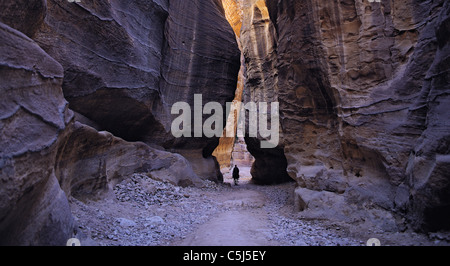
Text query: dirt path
71 174 366 246
178 210 276 246
174 185 281 246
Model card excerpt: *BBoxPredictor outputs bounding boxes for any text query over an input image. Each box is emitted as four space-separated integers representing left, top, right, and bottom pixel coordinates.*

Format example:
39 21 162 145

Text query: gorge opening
213 0 252 184
213 0 292 185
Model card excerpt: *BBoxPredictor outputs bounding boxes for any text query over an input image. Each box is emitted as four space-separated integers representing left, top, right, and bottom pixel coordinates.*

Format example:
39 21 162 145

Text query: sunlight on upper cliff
214 1 273 177
213 0 250 179
221 0 243 37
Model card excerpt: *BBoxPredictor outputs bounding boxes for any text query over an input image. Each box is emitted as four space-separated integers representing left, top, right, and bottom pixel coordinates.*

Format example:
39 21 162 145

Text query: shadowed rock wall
0 0 240 245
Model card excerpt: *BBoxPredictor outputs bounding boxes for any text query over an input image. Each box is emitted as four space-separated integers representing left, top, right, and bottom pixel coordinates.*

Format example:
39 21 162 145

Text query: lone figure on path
232 165 240 186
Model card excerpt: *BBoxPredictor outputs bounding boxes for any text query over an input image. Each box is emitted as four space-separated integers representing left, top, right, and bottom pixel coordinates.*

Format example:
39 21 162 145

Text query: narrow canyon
0 0 449 246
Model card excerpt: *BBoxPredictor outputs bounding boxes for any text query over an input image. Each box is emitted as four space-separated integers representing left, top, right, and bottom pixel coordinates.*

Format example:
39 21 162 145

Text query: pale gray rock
116 218 137 228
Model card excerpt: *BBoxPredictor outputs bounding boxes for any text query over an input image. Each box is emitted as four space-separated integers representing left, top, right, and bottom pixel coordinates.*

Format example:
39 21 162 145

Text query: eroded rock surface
32 0 240 181
240 0 450 231
161 0 240 180
237 0 292 185
0 22 73 245
0 0 240 245
55 122 203 200
0 0 46 38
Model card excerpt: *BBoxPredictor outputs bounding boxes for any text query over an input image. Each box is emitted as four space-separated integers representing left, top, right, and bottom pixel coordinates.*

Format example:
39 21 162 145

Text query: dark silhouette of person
232 165 240 186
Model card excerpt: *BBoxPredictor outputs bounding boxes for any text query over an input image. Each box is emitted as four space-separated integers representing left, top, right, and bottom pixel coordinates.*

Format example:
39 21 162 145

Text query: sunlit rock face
232 137 255 168
222 0 244 37
212 0 290 185
211 53 246 171
212 0 249 171
253 0 450 231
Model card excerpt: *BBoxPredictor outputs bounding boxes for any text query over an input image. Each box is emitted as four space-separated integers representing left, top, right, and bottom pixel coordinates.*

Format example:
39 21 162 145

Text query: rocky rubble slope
72 173 448 246
71 173 221 246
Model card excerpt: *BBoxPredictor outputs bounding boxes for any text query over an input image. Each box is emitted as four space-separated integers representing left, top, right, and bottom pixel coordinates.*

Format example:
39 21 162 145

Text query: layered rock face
160 0 240 142
239 0 292 185
213 0 257 172
0 0 240 245
242 0 449 231
0 22 74 245
0 0 46 38
0 18 201 245
33 0 239 145
161 0 240 181
222 0 244 37
55 122 203 200
405 1 450 231
213 0 284 184
33 0 169 143
32 0 239 181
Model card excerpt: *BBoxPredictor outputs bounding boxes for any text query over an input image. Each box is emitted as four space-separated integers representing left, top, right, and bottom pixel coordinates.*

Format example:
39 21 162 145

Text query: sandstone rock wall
160 0 241 181
231 137 255 168
0 0 240 245
160 0 240 143
55 122 203 200
0 0 46 38
33 0 169 143
1 0 448 246
244 0 450 231
31 0 239 181
0 22 74 245
404 0 450 231
239 0 292 185
0 20 202 244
